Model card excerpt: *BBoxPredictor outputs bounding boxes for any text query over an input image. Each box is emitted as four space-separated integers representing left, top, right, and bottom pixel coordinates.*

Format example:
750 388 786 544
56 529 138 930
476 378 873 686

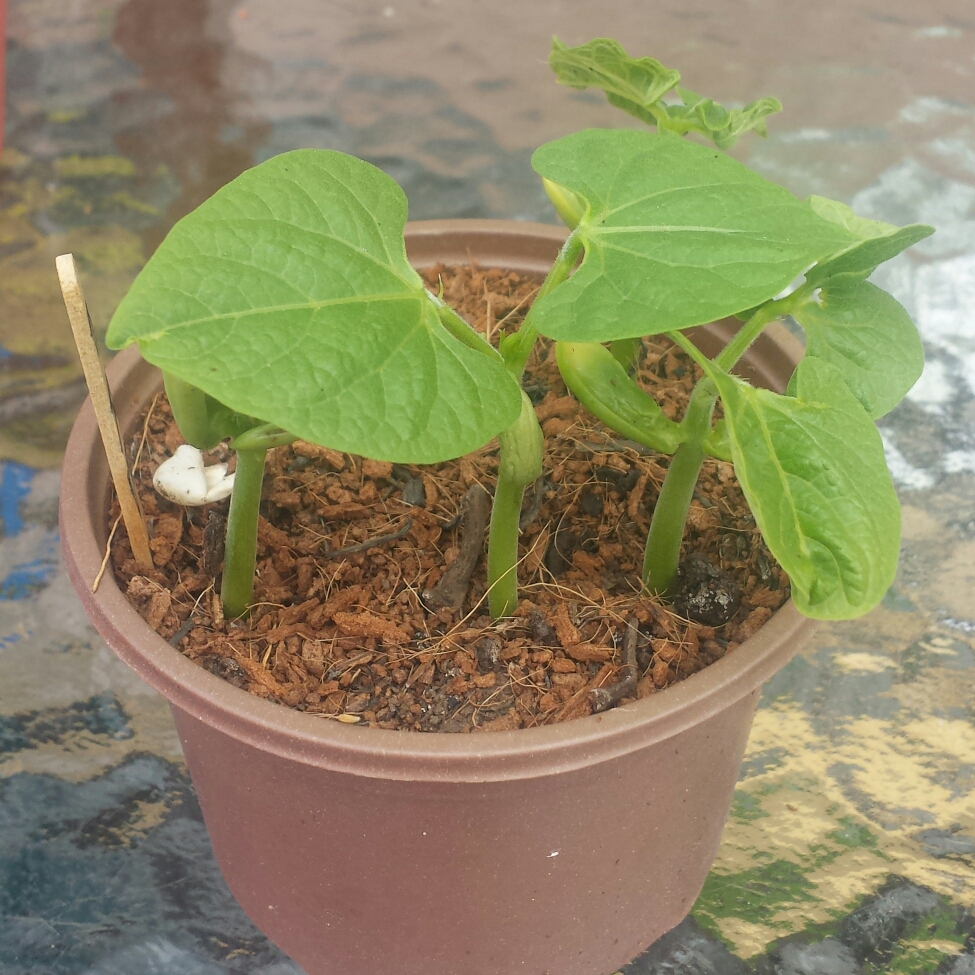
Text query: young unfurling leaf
663 87 782 150
549 37 680 127
549 37 781 148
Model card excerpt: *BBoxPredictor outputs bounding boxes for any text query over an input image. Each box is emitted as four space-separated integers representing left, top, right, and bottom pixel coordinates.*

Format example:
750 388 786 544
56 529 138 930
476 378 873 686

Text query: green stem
164 373 217 450
221 447 267 619
483 229 583 618
642 441 706 595
432 295 506 363
487 391 543 618
500 230 584 379
668 329 717 375
715 283 812 373
642 360 717 595
229 424 296 452
487 470 527 619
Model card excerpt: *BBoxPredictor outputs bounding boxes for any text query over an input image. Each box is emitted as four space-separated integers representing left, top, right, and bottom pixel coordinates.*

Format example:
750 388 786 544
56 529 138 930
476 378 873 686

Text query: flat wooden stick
57 253 153 572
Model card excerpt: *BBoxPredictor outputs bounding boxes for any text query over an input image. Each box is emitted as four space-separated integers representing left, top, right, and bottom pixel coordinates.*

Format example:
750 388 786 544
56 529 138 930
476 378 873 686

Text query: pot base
172 690 759 975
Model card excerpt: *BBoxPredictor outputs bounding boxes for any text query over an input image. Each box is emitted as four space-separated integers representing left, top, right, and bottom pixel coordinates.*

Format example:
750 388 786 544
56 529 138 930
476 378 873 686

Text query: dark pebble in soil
400 476 427 507
200 655 248 689
671 553 741 627
579 486 604 517
595 465 640 496
527 609 558 646
544 526 576 576
620 467 641 494
475 636 502 671
545 526 599 576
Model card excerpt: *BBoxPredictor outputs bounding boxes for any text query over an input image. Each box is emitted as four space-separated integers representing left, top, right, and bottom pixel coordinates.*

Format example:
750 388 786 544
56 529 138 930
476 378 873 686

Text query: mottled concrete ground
1 1 974 972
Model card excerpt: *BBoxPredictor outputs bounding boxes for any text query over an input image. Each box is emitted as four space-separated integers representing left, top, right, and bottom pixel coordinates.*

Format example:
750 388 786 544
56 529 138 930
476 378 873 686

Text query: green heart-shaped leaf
530 129 858 343
106 150 521 463
703 356 901 619
804 196 934 286
793 278 924 419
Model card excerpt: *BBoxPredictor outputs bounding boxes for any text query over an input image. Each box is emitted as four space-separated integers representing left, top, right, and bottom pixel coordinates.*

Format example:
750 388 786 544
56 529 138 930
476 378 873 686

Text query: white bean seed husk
153 444 235 505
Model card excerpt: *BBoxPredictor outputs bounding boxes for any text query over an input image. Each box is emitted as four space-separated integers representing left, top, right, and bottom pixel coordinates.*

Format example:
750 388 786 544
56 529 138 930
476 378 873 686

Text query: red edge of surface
60 220 817 782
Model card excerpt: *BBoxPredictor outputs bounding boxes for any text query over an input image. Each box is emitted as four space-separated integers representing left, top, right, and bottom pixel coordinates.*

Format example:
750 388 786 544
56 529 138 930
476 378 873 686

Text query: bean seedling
534 38 933 619
105 37 932 624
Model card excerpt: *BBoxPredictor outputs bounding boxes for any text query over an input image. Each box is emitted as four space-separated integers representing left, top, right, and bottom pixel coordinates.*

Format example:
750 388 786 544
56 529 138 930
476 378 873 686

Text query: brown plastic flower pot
60 221 817 975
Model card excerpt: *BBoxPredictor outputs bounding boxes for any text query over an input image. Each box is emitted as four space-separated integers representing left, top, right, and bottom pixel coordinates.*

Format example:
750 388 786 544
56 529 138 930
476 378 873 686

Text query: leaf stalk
221 447 267 619
488 391 544 618
500 230 584 379
715 284 811 373
229 424 297 452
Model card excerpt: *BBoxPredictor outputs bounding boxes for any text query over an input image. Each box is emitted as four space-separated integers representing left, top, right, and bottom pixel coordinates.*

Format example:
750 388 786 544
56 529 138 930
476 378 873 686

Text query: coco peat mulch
109 264 789 733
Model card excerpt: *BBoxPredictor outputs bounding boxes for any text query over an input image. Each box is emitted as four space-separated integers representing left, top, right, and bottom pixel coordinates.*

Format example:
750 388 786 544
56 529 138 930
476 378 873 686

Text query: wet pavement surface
2 0 975 972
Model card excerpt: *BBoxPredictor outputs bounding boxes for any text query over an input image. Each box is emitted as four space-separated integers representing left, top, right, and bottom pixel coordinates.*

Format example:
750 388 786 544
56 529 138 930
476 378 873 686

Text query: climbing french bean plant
105 37 932 624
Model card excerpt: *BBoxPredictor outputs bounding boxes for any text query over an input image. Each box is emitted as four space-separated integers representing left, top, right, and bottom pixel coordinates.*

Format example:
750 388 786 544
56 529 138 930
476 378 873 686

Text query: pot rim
60 219 816 783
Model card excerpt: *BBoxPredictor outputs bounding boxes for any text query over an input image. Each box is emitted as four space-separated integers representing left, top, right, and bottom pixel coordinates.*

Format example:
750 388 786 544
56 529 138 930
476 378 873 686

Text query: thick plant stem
487 467 527 619
642 441 706 595
164 372 259 450
221 447 267 619
485 230 581 618
642 364 717 595
488 391 543 618
164 373 217 450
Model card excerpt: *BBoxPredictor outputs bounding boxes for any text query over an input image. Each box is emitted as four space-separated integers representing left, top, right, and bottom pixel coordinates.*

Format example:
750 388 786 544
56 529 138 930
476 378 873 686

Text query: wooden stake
57 253 154 572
